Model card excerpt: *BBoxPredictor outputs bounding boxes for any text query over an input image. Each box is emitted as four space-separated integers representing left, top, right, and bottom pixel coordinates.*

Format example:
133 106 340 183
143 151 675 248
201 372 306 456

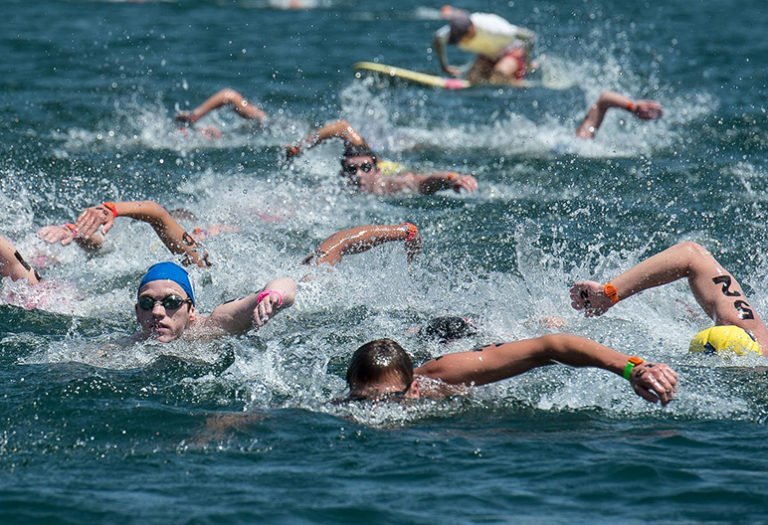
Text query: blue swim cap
138 262 196 306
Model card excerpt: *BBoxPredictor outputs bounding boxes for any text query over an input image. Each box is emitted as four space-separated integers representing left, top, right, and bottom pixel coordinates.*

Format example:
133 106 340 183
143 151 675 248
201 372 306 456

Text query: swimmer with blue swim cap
134 261 296 343
570 241 768 358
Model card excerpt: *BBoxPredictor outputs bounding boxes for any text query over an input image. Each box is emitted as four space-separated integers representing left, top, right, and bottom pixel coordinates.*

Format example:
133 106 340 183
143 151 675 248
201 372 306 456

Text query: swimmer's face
340 155 378 186
135 280 196 343
348 376 413 402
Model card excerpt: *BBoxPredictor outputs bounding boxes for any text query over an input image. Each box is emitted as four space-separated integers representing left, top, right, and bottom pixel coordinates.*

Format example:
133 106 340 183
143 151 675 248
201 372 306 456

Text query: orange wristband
64 223 78 237
402 222 418 242
603 282 620 304
102 202 118 218
625 101 636 112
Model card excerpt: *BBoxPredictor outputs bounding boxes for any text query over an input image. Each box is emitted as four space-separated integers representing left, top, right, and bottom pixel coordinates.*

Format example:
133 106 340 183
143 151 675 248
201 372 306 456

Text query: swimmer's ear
407 380 419 399
187 304 197 322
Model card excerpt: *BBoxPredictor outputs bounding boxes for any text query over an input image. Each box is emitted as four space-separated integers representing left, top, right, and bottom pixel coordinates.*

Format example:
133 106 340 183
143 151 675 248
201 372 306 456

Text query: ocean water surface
2 0 768 523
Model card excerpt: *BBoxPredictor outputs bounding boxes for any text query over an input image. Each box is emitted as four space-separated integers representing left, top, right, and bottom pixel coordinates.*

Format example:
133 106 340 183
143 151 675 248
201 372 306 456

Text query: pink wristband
256 289 283 306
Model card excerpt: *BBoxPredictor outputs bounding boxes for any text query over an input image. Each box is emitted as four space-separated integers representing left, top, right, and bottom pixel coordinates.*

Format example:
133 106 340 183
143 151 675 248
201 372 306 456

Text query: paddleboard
354 60 572 91
353 62 471 90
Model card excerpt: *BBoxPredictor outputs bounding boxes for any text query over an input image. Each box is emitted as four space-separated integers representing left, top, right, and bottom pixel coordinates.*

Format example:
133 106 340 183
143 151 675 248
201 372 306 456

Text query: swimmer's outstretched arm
415 333 678 405
175 88 267 125
432 26 461 77
205 277 297 334
285 119 368 159
576 91 663 139
0 236 41 284
380 172 478 195
303 223 422 266
569 241 768 346
74 200 211 268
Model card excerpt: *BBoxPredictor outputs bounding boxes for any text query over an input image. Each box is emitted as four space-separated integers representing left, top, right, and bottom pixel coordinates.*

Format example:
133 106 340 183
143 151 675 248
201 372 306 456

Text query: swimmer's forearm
113 201 210 267
0 236 40 284
312 224 415 266
208 277 296 333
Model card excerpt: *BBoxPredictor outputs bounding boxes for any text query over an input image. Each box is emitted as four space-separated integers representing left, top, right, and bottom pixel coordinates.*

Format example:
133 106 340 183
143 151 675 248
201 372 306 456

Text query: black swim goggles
137 294 192 311
341 162 374 175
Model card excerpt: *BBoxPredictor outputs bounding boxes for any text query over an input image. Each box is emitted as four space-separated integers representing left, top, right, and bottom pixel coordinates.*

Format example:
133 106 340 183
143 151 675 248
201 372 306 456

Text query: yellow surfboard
353 61 471 90
354 60 571 90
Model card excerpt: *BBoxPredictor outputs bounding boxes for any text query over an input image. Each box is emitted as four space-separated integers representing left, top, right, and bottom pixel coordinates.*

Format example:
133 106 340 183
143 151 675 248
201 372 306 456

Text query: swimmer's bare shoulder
414 375 469 399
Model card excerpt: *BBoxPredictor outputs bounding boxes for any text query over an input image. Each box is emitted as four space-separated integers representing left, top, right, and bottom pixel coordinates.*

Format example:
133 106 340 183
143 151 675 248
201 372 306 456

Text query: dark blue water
2 0 768 523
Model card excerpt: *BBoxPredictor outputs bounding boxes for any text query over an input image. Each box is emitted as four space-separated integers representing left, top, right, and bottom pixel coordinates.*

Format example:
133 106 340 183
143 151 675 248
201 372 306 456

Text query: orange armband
625 101 636 112
401 222 419 242
102 202 118 218
603 282 620 304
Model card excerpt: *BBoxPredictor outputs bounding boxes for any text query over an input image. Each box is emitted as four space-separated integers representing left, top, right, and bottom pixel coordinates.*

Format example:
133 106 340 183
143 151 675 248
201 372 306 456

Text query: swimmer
433 5 537 85
133 261 295 343
175 88 267 136
286 119 477 194
576 91 663 140
39 200 211 268
345 336 677 404
302 222 422 266
570 241 768 357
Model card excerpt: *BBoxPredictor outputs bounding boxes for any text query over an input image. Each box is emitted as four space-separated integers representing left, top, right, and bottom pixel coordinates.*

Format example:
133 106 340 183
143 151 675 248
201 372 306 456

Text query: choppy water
2 0 768 523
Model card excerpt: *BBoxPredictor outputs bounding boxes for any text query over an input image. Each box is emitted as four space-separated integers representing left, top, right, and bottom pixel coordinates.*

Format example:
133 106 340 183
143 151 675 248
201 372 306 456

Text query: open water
2 0 768 523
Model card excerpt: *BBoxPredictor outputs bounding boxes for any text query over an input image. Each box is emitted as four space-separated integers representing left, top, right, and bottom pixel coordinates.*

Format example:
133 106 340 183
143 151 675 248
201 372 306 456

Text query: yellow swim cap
689 326 762 356
378 160 406 177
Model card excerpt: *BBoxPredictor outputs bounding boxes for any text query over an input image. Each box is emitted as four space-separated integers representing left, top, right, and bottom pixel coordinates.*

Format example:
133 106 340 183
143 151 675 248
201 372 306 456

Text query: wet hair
341 144 378 165
346 339 413 396
422 316 477 342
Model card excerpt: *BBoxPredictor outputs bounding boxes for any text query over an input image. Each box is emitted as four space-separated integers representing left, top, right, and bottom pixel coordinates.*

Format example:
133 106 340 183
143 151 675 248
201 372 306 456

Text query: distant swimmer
344 336 677 405
570 241 768 357
432 5 537 85
576 91 663 139
175 88 267 137
285 119 478 195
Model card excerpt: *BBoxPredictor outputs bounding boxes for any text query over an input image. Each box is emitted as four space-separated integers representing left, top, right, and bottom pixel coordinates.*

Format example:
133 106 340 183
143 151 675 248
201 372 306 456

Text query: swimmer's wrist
603 282 620 304
401 222 419 242
102 202 118 218
623 356 644 381
64 223 79 238
625 101 636 113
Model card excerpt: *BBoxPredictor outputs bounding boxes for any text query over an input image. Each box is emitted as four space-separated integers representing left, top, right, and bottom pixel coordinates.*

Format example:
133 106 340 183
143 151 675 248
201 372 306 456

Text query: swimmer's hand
252 292 280 327
631 100 663 121
285 144 302 160
451 174 478 193
175 112 198 125
38 224 77 246
445 65 462 78
404 227 422 264
76 205 116 239
630 362 678 405
569 281 615 317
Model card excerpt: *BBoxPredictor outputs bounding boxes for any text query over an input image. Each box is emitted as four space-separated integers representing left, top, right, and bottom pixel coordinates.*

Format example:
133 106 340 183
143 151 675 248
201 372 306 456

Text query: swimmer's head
441 5 473 44
689 325 762 356
340 145 379 186
137 261 196 306
135 262 197 343
346 339 414 401
422 316 477 343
